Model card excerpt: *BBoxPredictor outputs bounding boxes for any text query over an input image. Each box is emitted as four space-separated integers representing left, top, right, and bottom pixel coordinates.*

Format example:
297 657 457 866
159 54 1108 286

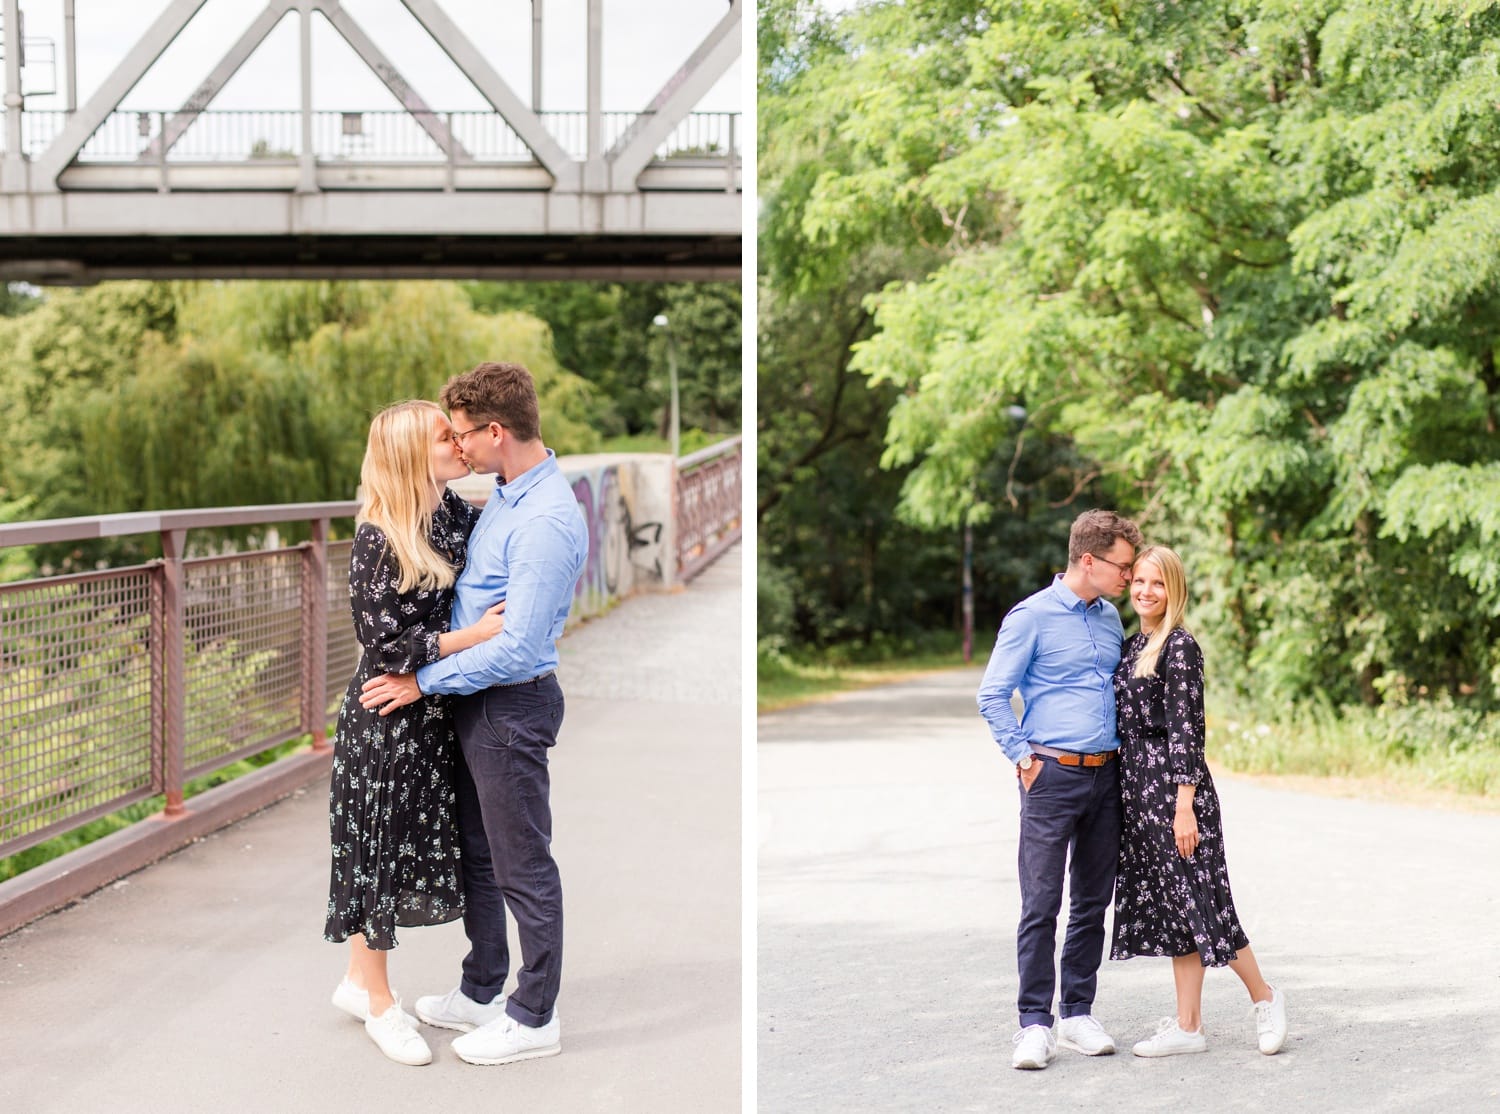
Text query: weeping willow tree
0 280 603 569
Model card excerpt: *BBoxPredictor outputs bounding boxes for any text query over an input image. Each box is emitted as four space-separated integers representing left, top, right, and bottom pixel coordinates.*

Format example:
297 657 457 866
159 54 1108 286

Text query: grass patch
0 734 318 883
758 636 970 714
1207 693 1500 802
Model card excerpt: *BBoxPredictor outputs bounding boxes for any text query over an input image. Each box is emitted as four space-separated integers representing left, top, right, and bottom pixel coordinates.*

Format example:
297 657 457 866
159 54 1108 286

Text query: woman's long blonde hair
357 400 457 593
1133 544 1190 679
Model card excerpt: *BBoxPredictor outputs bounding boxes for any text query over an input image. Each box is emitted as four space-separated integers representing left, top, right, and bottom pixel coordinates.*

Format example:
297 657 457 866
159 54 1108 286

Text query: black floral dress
324 489 479 950
1110 627 1250 967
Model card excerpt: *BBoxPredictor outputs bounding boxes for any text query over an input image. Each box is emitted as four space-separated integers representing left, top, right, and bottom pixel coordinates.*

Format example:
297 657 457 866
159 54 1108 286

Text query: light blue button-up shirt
417 450 588 695
977 574 1124 764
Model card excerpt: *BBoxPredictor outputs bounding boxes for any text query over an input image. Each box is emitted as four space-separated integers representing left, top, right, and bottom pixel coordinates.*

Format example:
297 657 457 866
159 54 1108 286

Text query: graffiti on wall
569 460 669 616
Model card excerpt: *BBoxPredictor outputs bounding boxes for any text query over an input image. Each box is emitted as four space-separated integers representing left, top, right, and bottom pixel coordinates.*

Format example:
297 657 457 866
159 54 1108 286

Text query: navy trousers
451 673 565 1028
1015 755 1121 1029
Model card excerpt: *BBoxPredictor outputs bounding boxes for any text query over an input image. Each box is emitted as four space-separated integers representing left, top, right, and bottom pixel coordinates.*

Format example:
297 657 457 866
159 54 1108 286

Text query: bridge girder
0 0 742 282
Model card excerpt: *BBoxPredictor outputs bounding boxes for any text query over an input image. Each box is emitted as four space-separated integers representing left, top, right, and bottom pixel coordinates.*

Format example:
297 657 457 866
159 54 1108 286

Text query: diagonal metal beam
398 0 574 186
607 0 740 190
32 0 212 188
315 0 471 162
140 0 296 162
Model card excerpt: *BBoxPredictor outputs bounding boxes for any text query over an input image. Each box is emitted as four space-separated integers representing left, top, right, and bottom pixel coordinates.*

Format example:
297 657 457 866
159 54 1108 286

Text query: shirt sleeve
977 604 1037 765
348 526 441 674
416 513 578 695
1163 631 1206 785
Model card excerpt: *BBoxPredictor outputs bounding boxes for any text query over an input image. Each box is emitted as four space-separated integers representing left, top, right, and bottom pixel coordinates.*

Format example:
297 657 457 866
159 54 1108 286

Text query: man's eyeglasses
451 424 491 445
1090 553 1134 575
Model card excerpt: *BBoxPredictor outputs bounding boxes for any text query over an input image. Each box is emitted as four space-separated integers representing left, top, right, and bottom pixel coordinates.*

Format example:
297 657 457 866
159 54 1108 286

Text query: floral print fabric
1110 628 1249 967
324 488 478 950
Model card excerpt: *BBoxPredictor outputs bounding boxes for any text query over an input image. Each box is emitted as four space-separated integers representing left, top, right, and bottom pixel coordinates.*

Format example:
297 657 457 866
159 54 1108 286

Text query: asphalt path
0 548 740 1114
758 668 1500 1113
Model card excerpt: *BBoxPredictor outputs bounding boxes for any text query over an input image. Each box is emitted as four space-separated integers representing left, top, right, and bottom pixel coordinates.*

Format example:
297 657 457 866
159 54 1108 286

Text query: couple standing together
322 361 589 1067
978 510 1290 1069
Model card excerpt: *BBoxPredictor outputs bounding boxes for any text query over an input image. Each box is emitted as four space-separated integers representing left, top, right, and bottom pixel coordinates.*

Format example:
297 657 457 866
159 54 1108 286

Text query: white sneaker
452 1013 562 1066
331 978 416 1027
364 1001 432 1066
1057 1014 1116 1056
1131 1018 1207 1058
1254 986 1288 1055
1011 1024 1056 1070
414 986 510 1033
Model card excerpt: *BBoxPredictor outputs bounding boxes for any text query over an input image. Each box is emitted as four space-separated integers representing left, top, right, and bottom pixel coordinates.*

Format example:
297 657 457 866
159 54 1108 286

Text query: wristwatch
1017 753 1034 773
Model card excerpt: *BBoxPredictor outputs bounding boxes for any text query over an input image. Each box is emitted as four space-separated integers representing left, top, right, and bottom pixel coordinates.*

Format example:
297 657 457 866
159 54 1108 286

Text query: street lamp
652 313 680 459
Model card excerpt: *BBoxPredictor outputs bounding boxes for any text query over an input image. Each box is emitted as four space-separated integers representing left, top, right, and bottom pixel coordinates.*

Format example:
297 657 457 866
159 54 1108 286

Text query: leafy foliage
463 281 742 438
761 0 1500 709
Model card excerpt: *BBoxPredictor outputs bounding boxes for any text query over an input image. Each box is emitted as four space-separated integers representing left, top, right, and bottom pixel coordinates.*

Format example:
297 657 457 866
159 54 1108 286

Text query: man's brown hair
1067 509 1142 564
439 362 542 443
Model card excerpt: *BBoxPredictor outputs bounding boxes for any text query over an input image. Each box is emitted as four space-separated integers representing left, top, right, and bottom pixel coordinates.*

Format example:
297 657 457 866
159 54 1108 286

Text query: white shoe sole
414 1007 480 1033
455 1040 562 1066
1057 1036 1115 1056
1132 1043 1207 1058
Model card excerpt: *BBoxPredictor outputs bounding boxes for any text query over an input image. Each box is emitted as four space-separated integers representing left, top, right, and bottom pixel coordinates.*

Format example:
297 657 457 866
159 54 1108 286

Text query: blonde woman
1109 545 1288 1058
324 400 506 1066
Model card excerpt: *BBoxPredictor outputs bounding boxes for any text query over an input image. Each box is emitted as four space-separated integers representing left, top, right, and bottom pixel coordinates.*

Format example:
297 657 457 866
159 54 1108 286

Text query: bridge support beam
31 0 211 190
3 0 24 193
608 0 741 191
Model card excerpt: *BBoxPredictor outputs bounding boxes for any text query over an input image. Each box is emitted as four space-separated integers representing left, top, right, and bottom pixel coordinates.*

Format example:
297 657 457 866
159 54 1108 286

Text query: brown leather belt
1030 743 1116 767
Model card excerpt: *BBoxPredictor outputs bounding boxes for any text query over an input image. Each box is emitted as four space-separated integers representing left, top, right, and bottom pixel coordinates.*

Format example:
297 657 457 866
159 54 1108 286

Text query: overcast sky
11 0 740 114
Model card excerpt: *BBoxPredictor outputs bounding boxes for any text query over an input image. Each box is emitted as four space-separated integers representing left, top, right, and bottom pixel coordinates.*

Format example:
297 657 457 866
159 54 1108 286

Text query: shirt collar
496 448 558 504
1049 572 1102 613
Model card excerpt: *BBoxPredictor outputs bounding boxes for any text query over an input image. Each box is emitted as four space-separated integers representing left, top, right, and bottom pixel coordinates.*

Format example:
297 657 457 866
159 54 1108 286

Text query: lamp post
965 404 1029 662
652 313 681 459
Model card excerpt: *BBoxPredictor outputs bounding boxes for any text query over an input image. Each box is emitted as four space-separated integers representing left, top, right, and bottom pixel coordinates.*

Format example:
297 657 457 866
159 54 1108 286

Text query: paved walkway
759 668 1500 1113
0 548 740 1114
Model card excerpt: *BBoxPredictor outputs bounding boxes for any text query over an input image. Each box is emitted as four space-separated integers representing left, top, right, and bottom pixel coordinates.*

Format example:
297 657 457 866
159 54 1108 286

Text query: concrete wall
447 453 676 622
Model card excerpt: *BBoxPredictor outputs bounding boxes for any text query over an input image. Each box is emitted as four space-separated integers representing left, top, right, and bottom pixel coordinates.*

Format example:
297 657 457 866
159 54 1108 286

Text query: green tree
758 0 1103 650
767 0 1500 703
464 281 742 442
0 282 41 317
0 281 603 569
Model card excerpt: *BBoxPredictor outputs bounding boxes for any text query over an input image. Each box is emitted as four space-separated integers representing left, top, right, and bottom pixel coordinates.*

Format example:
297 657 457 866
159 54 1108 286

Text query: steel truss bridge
0 0 741 282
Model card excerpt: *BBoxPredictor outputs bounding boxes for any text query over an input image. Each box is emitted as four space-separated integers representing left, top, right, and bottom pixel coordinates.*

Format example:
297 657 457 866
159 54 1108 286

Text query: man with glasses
978 509 1142 1070
360 361 588 1066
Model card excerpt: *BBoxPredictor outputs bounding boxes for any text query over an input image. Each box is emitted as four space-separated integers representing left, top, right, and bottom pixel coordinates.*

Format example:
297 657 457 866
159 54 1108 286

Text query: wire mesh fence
181 551 306 774
324 539 358 718
0 569 157 859
0 505 357 861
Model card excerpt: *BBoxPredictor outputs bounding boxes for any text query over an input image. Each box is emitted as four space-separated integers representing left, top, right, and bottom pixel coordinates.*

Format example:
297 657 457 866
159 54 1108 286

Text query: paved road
0 548 740 1114
759 668 1500 1113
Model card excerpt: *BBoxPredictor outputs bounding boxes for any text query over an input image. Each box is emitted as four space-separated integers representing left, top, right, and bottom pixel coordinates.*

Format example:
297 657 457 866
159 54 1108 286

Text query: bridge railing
0 440 742 871
0 503 358 864
12 109 742 165
677 435 743 582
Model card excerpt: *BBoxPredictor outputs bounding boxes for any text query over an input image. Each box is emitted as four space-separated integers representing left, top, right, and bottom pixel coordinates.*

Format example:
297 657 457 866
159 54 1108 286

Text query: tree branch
1161 66 1223 124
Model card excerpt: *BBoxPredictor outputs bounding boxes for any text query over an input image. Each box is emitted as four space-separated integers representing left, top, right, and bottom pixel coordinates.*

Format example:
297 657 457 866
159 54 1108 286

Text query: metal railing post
158 527 188 816
301 518 330 752
156 110 168 192
444 111 456 192
726 112 735 192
